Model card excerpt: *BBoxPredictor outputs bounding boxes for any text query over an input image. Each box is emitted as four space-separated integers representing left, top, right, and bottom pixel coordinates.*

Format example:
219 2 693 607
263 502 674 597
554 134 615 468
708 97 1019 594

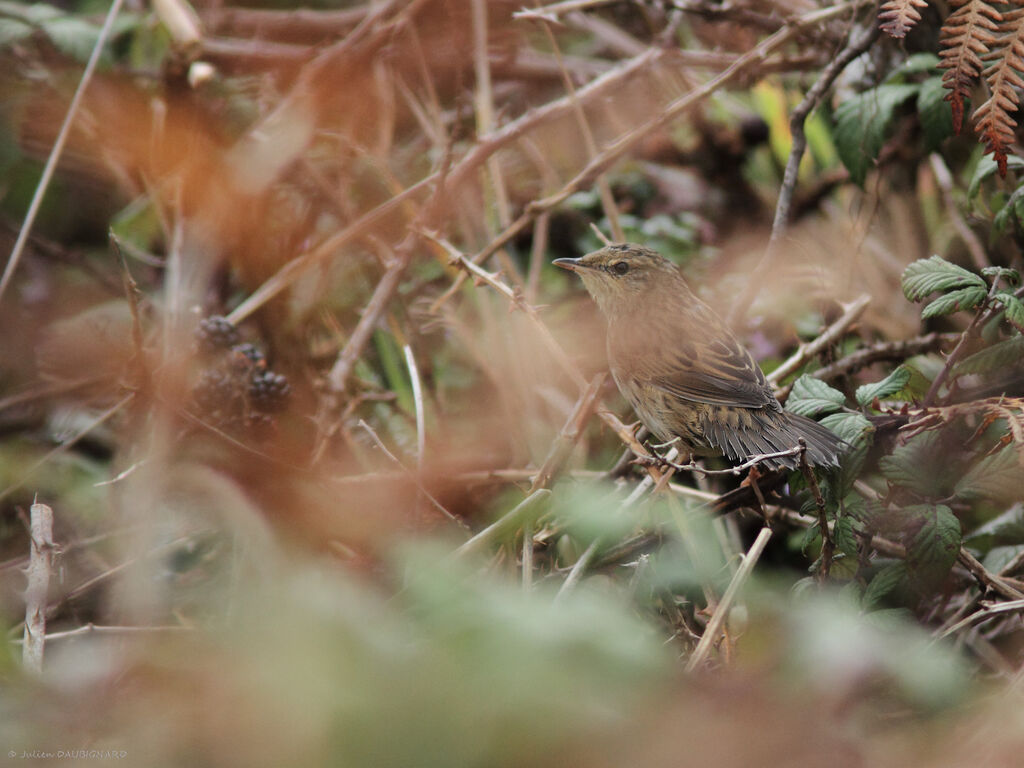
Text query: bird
553 243 845 470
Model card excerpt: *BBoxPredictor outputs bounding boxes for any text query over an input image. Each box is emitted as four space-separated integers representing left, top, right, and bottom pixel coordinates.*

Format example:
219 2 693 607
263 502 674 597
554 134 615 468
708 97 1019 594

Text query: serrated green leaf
856 366 912 406
995 293 1024 332
820 412 874 496
905 504 961 589
955 336 1024 376
920 286 987 319
863 562 907 608
819 411 873 447
902 256 986 301
833 84 918 186
956 447 1024 504
880 430 957 498
982 544 1024 573
916 77 953 152
833 515 858 557
967 505 1024 551
983 266 1020 283
786 375 845 417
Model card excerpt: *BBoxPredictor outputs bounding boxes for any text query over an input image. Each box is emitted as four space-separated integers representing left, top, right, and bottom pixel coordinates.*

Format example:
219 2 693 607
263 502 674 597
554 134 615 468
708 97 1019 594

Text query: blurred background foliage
3 0 1024 765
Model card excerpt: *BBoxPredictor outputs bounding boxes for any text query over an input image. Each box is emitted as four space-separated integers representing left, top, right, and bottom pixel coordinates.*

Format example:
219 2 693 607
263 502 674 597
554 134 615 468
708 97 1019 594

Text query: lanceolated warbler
554 244 844 470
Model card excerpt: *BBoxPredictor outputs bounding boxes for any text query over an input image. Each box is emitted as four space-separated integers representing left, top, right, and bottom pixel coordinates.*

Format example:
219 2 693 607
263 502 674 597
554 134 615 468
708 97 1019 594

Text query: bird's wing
647 333 778 410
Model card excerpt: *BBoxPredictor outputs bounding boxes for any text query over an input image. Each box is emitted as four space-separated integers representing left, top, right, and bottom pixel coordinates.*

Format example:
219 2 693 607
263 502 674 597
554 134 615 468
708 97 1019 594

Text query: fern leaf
880 0 931 38
939 0 1005 133
974 8 1024 176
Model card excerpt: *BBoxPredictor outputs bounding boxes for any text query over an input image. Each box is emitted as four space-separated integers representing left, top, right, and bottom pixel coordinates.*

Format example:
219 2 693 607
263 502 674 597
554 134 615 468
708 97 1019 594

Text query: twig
923 278 1001 406
0 0 127 309
778 332 956 400
730 17 879 324
514 0 616 21
530 374 605 491
685 526 773 672
325 249 412 393
455 489 551 558
522 517 534 591
797 440 832 582
555 539 601 602
22 501 56 674
649 445 803 476
357 420 469 532
766 294 872 386
930 153 989 272
939 598 1024 639
958 548 1024 601
12 623 192 644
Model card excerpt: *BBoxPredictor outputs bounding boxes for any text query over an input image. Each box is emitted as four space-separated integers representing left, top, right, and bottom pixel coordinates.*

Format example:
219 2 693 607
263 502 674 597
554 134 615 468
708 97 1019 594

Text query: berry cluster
191 316 291 436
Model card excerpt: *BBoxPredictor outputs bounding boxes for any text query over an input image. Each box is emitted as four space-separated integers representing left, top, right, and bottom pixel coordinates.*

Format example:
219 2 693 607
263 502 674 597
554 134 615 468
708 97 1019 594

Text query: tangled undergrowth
2 1 1024 766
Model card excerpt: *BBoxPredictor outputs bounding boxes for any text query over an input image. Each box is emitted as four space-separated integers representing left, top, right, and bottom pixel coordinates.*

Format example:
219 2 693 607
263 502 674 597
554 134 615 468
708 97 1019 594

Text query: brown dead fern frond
973 7 1024 175
879 0 931 38
939 0 1005 134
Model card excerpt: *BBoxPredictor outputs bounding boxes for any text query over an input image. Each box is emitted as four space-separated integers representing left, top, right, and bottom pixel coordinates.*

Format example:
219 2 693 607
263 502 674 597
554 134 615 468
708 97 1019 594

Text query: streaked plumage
554 244 844 470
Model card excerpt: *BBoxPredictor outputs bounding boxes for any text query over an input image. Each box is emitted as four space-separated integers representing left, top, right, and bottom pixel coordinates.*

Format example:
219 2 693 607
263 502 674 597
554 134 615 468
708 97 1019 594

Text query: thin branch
456 489 552 558
958 548 1024 601
325 248 412 393
530 374 605 491
22 501 56 674
929 153 989 271
923 278 1001 406
798 440 832 582
778 332 956 400
767 294 872 386
0 0 127 309
357 420 469 532
730 17 879 324
555 539 601 602
685 526 773 672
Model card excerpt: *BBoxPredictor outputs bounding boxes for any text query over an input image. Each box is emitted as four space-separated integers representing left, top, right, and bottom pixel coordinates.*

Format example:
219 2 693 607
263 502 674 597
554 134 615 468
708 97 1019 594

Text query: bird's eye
611 261 629 276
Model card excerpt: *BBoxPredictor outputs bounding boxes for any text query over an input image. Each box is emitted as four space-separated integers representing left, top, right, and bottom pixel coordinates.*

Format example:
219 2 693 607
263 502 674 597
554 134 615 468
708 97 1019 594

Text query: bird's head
553 243 687 318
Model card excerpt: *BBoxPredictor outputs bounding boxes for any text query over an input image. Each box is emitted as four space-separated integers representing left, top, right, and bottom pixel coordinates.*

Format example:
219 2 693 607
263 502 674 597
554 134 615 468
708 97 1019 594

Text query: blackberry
193 368 238 412
248 370 290 412
195 316 241 352
229 343 266 371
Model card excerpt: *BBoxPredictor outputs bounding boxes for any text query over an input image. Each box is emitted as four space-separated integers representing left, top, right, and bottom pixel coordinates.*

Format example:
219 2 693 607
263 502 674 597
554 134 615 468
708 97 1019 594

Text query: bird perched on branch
554 243 845 470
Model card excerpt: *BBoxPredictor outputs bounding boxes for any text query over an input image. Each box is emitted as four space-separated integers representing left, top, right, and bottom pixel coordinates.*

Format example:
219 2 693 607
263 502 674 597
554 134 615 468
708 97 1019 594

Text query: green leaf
905 504 961 589
888 53 941 80
819 411 874 447
833 84 919 186
983 266 1020 283
820 412 874 496
956 336 1024 376
786 375 845 417
920 286 988 318
969 154 1024 199
994 293 1024 332
955 447 1024 504
880 430 957 498
856 366 911 406
902 256 986 301
833 515 858 557
863 562 907 608
917 77 954 152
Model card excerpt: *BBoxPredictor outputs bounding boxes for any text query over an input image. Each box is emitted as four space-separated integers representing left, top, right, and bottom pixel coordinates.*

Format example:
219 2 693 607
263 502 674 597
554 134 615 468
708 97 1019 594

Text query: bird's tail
710 410 847 470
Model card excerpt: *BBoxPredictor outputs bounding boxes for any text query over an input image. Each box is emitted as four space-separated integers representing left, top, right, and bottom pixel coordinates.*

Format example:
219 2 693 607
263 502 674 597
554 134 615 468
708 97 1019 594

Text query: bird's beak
553 257 584 272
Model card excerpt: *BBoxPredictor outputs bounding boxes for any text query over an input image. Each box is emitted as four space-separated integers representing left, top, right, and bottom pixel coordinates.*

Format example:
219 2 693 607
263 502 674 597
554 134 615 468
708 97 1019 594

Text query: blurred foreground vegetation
2 0 1024 766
